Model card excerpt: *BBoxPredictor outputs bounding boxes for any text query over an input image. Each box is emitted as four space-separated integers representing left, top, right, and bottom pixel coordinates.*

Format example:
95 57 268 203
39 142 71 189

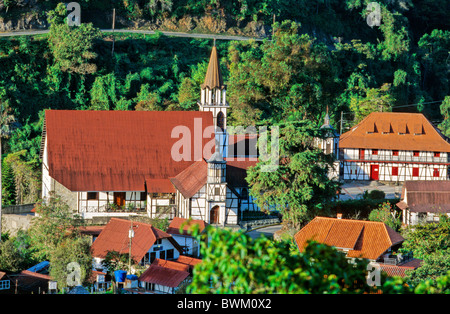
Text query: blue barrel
114 270 127 282
126 274 138 281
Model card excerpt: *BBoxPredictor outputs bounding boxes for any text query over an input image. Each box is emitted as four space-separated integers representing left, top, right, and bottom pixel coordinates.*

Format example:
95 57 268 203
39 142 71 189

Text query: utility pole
128 220 135 273
111 8 116 55
340 111 343 135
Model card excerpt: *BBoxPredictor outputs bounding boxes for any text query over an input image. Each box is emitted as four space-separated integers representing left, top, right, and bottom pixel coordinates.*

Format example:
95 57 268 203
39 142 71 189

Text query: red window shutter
412 167 419 177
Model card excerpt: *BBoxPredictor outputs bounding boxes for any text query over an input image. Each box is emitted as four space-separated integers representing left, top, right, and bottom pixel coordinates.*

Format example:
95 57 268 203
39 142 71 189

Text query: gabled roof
339 112 450 152
202 46 225 90
294 217 405 260
42 110 214 192
169 158 257 198
138 259 190 288
90 218 182 262
397 180 450 213
167 217 207 236
170 160 208 199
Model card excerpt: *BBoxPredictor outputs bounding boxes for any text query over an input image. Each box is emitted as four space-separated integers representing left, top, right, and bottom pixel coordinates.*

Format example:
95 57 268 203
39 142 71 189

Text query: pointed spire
202 45 224 90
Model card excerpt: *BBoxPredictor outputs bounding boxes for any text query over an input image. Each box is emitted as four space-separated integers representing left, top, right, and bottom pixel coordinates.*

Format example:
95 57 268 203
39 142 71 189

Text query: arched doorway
210 205 220 224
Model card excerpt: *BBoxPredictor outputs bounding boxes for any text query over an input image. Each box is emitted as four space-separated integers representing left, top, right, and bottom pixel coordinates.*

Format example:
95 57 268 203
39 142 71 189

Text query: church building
40 45 259 225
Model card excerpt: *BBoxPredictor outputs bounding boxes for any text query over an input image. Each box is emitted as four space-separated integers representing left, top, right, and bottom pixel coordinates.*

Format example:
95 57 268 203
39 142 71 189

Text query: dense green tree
48 236 92 291
3 150 40 205
227 20 338 126
0 230 37 272
438 96 450 137
368 201 401 231
188 226 375 294
1 158 16 206
28 193 85 261
246 115 339 228
47 3 102 75
405 249 450 287
401 216 450 260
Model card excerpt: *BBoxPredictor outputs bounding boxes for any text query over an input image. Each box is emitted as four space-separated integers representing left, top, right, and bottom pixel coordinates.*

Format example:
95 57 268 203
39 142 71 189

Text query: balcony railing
383 252 414 266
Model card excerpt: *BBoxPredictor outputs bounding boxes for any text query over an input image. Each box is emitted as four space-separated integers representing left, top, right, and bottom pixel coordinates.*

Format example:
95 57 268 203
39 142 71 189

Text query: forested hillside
0 0 449 206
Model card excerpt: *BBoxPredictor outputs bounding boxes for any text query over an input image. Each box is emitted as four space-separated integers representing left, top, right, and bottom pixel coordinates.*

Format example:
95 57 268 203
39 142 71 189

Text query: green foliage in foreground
186 225 450 294
188 226 375 294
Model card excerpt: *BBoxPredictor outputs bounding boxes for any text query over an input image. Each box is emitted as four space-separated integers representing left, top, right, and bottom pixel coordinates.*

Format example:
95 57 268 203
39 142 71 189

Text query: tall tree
246 114 339 229
227 20 338 126
0 103 18 239
47 3 102 75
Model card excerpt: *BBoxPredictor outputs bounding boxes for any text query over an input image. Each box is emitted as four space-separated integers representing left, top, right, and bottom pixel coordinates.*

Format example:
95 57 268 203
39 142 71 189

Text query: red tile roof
167 217 207 236
138 259 190 288
175 255 202 269
294 217 405 260
339 112 450 152
379 259 422 277
43 110 214 192
90 218 182 262
170 160 208 199
169 158 257 198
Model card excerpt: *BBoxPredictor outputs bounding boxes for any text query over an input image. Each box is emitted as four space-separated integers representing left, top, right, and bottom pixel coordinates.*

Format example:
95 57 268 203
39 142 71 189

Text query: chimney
337 213 342 219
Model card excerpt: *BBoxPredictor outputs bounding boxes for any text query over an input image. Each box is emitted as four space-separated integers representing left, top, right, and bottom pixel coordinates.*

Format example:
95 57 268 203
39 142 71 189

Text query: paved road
339 181 402 201
246 224 282 239
0 28 265 41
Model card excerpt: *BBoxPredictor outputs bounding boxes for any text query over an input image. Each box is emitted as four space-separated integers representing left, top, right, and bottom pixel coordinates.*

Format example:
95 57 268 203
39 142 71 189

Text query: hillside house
91 218 183 272
137 258 194 294
396 180 450 226
339 112 450 182
166 217 206 257
294 216 422 278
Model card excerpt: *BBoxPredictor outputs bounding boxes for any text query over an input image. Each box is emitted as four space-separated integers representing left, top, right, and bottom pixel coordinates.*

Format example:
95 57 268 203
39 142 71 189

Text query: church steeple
198 43 229 157
200 45 227 108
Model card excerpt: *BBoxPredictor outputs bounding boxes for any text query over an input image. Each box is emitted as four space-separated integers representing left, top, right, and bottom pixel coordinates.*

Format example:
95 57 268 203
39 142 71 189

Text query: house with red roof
339 112 450 182
294 216 422 278
166 217 208 257
396 180 450 225
91 218 184 272
40 45 260 226
137 258 199 294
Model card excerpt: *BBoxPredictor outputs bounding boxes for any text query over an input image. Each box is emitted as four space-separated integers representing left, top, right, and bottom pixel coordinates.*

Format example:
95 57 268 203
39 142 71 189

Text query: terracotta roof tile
294 217 405 260
138 259 190 288
167 217 207 235
170 160 208 199
339 112 450 152
91 218 181 262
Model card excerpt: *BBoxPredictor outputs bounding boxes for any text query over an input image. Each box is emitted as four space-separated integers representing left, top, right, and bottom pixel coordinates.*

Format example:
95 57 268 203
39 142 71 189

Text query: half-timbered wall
173 185 260 225
341 148 450 181
147 193 176 219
